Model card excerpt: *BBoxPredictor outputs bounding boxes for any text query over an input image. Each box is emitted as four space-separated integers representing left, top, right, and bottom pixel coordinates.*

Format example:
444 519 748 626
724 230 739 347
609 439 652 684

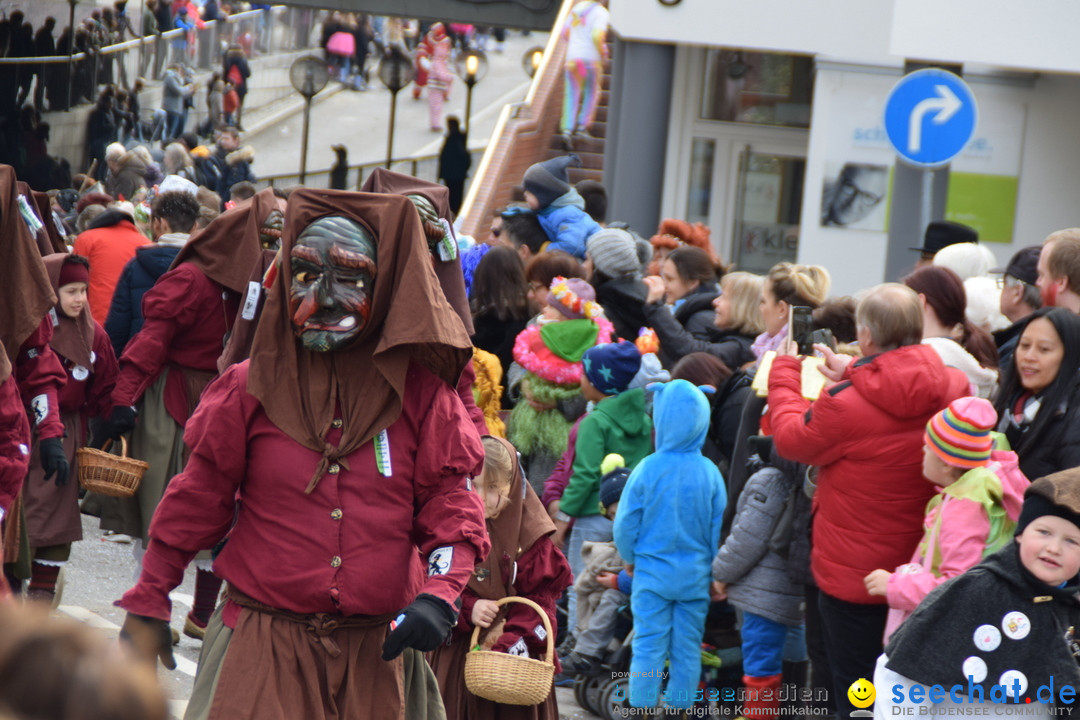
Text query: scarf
751 324 788 361
247 189 472 493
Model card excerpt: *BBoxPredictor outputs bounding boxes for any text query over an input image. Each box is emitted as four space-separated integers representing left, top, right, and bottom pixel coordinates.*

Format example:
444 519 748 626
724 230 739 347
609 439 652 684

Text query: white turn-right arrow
907 84 962 154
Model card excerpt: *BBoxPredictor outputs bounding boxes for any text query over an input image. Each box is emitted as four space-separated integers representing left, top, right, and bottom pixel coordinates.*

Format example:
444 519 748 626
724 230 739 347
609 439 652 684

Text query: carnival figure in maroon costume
0 343 32 600
100 189 268 639
0 165 68 593
118 189 489 720
20 254 118 603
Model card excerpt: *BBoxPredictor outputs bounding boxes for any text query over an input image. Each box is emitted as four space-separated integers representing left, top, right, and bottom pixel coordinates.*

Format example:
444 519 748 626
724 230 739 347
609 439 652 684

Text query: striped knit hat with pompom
925 396 996 469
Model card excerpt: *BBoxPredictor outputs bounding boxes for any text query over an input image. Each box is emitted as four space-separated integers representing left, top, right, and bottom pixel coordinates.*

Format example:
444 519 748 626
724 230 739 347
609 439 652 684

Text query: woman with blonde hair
752 262 831 360
162 142 196 182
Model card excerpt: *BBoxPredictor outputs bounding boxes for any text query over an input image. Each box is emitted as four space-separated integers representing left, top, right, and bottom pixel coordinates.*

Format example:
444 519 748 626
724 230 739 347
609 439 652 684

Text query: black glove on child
39 437 70 487
120 612 176 670
108 405 137 440
381 593 457 661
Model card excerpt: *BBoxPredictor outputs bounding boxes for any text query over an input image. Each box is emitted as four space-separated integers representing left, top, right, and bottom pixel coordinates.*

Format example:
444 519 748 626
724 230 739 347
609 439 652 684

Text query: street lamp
378 47 415 169
288 56 329 185
454 49 488 135
522 46 544 78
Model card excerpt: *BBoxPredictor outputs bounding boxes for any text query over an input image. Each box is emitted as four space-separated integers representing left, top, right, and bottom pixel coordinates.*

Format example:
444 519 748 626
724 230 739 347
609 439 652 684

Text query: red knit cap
58 258 90 288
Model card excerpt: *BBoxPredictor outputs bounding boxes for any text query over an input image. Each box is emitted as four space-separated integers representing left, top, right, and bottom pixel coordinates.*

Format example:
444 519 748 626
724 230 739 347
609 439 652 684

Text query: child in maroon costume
22 254 118 602
430 435 572 720
118 189 490 720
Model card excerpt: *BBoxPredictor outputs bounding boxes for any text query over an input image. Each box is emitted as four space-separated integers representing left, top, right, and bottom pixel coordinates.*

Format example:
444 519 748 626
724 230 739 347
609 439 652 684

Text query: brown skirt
429 634 559 720
185 600 446 720
23 411 83 548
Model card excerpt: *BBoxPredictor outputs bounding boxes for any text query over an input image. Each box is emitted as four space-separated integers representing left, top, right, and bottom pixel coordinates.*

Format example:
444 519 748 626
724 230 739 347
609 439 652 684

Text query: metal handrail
257 150 485 191
0 6 286 65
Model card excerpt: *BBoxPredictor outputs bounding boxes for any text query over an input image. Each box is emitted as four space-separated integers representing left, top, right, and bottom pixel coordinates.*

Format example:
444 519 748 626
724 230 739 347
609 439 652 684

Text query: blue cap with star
582 341 642 396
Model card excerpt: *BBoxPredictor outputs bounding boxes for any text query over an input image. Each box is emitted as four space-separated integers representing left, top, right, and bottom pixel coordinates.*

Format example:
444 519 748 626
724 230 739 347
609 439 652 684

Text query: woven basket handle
468 595 555 663
100 436 130 458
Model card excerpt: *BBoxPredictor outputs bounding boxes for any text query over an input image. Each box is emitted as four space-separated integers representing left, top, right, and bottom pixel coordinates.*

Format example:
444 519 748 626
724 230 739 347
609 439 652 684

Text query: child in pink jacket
864 396 1028 642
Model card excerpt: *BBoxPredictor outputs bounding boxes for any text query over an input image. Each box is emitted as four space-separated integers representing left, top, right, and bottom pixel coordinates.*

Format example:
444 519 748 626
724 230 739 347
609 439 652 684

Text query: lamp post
454 49 488 135
288 56 329 185
522 45 544 78
378 47 415 169
66 0 77 111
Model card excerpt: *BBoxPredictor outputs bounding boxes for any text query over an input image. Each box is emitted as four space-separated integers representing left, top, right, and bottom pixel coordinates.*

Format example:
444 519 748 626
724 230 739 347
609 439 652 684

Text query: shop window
701 50 813 128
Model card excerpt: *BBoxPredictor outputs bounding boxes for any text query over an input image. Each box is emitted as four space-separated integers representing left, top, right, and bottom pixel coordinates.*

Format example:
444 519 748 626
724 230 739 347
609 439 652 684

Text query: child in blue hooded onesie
612 379 727 709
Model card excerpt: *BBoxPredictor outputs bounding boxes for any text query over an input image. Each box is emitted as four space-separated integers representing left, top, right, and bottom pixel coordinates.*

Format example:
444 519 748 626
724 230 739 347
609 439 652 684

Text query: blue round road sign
884 68 977 168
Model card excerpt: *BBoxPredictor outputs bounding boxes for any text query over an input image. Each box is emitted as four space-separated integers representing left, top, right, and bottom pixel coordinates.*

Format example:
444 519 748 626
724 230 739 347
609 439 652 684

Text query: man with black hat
992 245 1042 368
910 220 978 268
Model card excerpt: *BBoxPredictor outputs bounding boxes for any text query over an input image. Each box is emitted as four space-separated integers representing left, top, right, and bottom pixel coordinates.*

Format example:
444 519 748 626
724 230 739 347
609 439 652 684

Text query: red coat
72 219 150 325
113 263 239 425
16 319 66 441
0 374 30 513
766 345 968 604
119 360 490 623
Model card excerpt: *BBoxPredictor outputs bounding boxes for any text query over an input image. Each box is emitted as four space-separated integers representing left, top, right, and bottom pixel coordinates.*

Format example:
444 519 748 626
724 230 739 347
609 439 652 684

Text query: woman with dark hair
993 306 1080 481
524 250 585 317
671 352 752 476
470 245 531 381
643 245 723 367
903 265 998 398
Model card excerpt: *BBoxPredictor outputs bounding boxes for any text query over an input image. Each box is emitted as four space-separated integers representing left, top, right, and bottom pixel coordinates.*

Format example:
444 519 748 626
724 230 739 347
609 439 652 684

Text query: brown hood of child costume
170 186 274 293
24 185 65 254
0 165 56 373
360 167 473 335
468 436 556 601
247 189 473 493
42 253 95 370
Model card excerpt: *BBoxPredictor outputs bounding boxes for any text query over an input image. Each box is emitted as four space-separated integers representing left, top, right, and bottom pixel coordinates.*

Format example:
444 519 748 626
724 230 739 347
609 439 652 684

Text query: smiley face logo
848 678 876 709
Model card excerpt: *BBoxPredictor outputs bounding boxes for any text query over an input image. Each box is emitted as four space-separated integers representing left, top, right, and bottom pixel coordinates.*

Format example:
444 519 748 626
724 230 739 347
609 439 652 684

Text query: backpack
227 63 244 89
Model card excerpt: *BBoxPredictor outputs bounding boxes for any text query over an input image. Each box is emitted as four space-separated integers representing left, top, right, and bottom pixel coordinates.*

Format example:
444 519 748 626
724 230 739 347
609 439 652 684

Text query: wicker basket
464 595 555 706
76 437 148 498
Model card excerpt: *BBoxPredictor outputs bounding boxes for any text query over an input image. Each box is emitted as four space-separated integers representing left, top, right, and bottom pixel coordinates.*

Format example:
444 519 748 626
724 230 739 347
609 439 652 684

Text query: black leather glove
108 405 137 440
39 437 70 487
381 593 456 660
88 417 110 450
119 612 176 670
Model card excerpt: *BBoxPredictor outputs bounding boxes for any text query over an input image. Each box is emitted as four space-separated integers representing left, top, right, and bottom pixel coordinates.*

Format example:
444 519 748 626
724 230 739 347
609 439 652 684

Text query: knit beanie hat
1015 469 1080 536
587 228 641 279
548 276 602 320
599 453 630 511
523 155 580 209
58 259 90 287
924 396 996 469
583 340 642 396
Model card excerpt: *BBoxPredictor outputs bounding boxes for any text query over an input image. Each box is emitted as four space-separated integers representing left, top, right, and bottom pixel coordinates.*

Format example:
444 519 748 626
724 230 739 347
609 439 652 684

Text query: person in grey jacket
161 63 195 141
712 450 808 720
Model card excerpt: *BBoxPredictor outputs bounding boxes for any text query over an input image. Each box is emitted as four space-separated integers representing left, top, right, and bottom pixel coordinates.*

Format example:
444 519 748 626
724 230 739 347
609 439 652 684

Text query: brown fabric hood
468 436 555 601
0 165 56 367
247 189 473 493
43 253 94 369
170 187 274 293
360 168 473 335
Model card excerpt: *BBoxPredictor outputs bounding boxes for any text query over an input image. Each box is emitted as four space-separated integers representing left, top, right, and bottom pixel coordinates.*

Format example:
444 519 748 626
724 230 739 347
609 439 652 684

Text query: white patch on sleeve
18 444 29 456
25 348 38 359
465 477 473 491
534 623 547 641
428 546 453 577
241 281 261 321
507 638 529 656
30 394 48 427
48 308 59 327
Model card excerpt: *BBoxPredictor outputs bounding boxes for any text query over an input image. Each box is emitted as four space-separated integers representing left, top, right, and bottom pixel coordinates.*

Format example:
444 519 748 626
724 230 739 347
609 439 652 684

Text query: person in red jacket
21 254 119 604
0 347 32 602
117 189 489 720
0 165 68 594
100 190 267 640
766 283 968 718
72 204 150 325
